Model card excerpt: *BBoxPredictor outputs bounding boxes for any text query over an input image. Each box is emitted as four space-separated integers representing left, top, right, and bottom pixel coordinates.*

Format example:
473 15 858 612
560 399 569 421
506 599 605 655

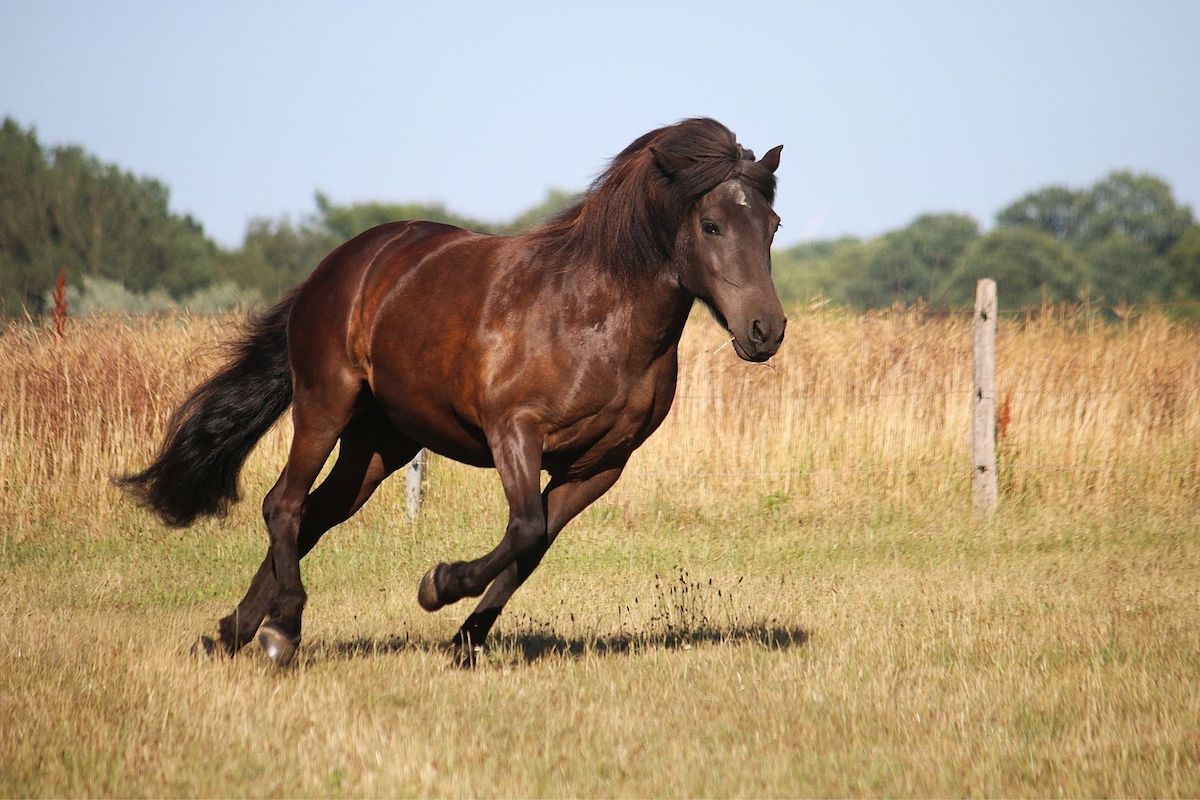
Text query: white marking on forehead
732 183 750 208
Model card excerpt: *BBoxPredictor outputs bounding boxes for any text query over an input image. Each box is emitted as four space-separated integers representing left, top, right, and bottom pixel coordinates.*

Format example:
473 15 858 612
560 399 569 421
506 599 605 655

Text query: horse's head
662 144 786 362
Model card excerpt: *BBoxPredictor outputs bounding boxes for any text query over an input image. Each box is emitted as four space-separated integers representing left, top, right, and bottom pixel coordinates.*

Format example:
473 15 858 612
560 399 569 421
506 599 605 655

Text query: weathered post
406 449 426 521
973 279 998 513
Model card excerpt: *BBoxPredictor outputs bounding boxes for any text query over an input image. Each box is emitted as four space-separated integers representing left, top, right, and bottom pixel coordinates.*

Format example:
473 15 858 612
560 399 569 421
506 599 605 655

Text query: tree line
0 118 576 315
774 172 1200 311
3 116 1198 316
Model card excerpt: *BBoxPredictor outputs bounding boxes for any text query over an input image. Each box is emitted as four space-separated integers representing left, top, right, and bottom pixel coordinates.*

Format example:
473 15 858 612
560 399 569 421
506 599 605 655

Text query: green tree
1082 233 1168 304
996 172 1192 257
843 214 979 308
314 191 494 241
1165 226 1200 302
996 185 1091 244
226 193 505 298
0 118 55 312
771 236 862 305
0 117 218 314
941 228 1090 308
1085 171 1192 255
218 216 336 297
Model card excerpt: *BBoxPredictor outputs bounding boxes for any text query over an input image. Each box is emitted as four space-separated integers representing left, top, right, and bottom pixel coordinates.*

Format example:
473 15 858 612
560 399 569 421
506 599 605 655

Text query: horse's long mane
528 118 777 280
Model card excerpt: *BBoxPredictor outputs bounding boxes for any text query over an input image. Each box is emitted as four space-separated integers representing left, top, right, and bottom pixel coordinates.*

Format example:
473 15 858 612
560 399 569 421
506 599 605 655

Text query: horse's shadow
314 623 809 665
494 623 809 663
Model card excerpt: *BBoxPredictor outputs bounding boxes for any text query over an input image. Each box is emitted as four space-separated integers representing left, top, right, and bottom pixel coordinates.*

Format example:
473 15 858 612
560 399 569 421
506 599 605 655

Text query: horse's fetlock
217 614 242 651
268 588 307 628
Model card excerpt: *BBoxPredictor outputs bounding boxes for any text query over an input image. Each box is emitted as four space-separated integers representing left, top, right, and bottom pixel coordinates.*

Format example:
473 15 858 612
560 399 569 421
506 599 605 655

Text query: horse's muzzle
735 315 786 362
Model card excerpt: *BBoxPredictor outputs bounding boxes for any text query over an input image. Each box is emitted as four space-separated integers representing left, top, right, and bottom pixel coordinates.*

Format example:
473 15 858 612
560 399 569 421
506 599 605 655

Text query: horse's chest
544 363 676 476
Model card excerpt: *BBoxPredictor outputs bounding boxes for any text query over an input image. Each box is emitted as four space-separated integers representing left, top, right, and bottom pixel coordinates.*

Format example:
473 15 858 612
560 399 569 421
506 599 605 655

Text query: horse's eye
701 220 721 236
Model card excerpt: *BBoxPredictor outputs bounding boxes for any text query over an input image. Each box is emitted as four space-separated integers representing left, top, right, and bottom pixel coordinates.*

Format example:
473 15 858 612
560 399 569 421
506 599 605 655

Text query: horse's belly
369 380 495 468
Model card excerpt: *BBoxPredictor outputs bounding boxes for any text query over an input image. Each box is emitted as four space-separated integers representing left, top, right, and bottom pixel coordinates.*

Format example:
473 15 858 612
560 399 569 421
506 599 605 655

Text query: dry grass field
2 305 1198 797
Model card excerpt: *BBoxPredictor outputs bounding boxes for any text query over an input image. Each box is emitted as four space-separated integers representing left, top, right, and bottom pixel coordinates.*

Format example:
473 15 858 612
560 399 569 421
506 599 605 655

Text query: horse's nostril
750 319 767 344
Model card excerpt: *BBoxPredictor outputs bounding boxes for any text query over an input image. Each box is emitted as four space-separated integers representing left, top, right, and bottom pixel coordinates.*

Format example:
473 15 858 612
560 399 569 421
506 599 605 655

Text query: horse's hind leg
232 376 362 667
210 410 416 657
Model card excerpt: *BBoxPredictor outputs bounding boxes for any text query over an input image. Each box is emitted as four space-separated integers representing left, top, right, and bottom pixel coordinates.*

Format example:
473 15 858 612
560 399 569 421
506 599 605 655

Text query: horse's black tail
116 289 299 528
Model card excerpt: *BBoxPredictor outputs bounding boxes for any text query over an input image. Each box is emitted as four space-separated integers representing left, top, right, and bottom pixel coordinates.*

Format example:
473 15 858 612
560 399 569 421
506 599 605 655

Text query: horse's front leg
450 466 625 663
417 419 544 613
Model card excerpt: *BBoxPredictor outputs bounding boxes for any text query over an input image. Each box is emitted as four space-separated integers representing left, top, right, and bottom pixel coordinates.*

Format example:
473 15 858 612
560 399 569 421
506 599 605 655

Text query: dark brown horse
119 118 786 666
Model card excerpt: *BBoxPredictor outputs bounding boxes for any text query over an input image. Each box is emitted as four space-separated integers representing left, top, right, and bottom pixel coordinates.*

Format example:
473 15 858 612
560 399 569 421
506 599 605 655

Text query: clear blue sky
2 1 1197 248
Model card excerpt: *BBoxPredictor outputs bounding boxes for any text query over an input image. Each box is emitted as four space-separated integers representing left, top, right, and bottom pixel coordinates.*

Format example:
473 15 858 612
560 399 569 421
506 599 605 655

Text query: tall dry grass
3 305 1194 537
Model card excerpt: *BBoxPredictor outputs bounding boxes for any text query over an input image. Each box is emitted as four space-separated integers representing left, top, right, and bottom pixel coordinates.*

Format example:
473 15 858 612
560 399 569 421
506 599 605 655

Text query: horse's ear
650 146 692 178
758 145 783 174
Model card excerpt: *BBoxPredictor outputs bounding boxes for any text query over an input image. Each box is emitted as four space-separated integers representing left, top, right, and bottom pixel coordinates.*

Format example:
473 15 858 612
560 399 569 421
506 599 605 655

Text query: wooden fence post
406 449 426 521
973 279 999 514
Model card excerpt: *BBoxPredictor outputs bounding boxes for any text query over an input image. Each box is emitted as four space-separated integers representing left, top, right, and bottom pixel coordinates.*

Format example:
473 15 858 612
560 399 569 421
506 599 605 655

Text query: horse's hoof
191 635 218 659
449 641 482 670
418 564 446 612
258 623 299 667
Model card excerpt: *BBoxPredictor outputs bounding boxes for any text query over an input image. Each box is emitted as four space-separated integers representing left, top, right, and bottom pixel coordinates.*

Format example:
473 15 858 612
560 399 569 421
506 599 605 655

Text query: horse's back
298 220 475 318
290 219 480 361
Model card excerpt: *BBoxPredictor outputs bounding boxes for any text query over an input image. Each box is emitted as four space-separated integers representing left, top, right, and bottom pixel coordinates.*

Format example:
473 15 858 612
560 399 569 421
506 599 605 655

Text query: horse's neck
604 268 693 366
542 253 692 368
